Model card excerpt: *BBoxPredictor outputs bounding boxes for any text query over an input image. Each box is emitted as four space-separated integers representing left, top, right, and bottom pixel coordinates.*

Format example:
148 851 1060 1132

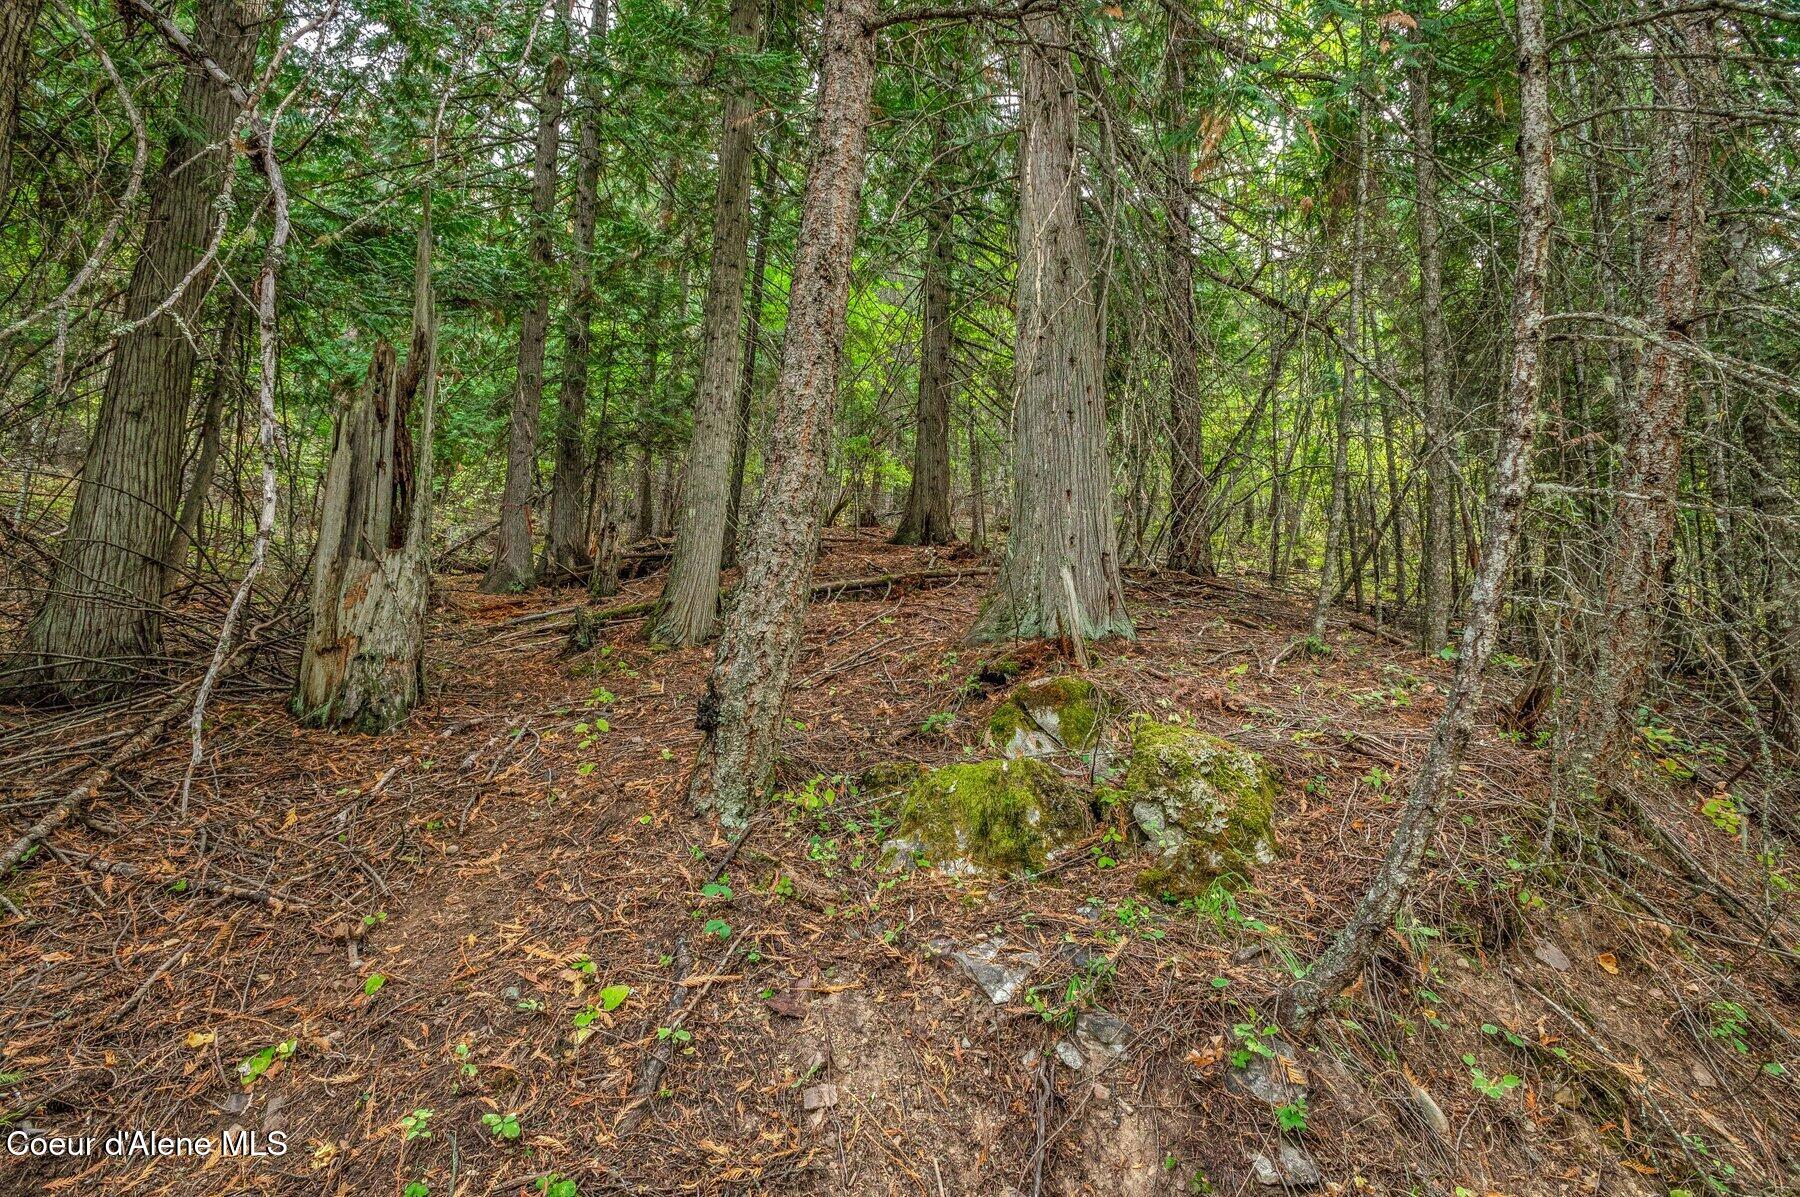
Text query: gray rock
1532 940 1572 971
1054 1040 1085 1070
1249 1141 1322 1188
1074 1010 1131 1069
1225 1036 1307 1106
946 937 1040 1005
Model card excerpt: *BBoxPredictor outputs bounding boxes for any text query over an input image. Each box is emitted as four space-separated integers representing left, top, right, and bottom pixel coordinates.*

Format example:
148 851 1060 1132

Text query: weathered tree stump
295 209 436 732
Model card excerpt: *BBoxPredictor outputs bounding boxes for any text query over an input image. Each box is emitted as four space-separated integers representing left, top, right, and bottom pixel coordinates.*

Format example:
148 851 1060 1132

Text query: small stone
1226 1036 1307 1106
1054 1040 1085 1070
947 937 1040 1005
1408 1084 1449 1136
1250 1141 1322 1188
1055 941 1099 971
1073 1011 1131 1070
1532 941 1572 971
802 1084 839 1111
1075 1010 1129 1047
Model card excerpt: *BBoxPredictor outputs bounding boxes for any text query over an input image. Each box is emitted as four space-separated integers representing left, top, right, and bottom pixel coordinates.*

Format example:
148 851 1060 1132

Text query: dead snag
294 202 437 732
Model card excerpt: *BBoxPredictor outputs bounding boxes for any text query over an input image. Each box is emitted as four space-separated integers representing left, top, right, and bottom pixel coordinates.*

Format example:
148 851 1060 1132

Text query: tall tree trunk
968 413 986 551
1284 0 1554 1027
893 120 956 546
545 4 609 583
1310 82 1368 643
294 197 437 732
634 445 655 541
650 0 764 644
163 300 241 596
484 26 570 593
0 0 42 210
1411 8 1453 649
970 10 1131 644
1730 223 1799 756
690 0 877 824
1163 16 1212 576
725 151 775 569
8 0 259 701
1565 14 1716 788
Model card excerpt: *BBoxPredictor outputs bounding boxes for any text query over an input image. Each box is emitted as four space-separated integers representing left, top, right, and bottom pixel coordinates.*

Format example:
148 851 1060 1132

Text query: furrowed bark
689 0 878 825
0 0 43 210
1411 6 1453 650
1284 0 1553 1029
486 23 571 594
1162 13 1212 577
970 9 1131 645
651 0 764 644
893 117 956 547
1310 77 1368 644
546 3 610 584
1563 13 1717 790
8 0 259 701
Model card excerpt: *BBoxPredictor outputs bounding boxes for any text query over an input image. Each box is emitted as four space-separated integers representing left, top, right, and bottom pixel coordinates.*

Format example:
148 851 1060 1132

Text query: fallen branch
53 847 309 912
489 567 996 643
0 637 260 879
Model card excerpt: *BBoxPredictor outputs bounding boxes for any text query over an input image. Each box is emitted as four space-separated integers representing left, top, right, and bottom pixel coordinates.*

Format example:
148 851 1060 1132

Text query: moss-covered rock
854 760 927 802
1124 719 1279 898
986 677 1110 759
882 758 1090 877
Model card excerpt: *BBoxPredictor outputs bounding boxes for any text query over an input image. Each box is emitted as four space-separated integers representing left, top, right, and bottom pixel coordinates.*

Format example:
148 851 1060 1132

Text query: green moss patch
883 758 1090 877
1123 719 1279 899
986 676 1111 759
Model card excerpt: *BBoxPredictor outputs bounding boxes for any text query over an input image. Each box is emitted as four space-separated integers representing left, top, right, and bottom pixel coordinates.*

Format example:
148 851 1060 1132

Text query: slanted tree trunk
1162 15 1212 576
650 0 764 644
1565 13 1717 788
0 0 42 209
1310 81 1368 643
690 0 878 825
970 10 1131 644
294 200 437 732
545 6 609 583
893 119 956 547
8 0 259 701
485 30 570 593
1411 7 1453 649
1284 0 1553 1027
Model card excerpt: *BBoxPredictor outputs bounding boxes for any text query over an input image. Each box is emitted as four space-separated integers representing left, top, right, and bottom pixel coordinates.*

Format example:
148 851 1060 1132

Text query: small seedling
398 1108 433 1141
481 1111 522 1140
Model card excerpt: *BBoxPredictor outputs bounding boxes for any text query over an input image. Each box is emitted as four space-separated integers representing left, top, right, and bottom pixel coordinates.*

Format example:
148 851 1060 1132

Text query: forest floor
1 529 1794 1197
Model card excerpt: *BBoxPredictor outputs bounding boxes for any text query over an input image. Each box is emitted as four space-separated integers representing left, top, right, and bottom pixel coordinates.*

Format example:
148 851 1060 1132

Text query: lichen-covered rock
1124 719 1279 898
986 677 1110 759
882 758 1089 877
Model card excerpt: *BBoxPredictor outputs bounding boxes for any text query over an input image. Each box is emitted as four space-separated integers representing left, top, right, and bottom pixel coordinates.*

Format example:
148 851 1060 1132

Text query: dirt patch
2 533 1793 1195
